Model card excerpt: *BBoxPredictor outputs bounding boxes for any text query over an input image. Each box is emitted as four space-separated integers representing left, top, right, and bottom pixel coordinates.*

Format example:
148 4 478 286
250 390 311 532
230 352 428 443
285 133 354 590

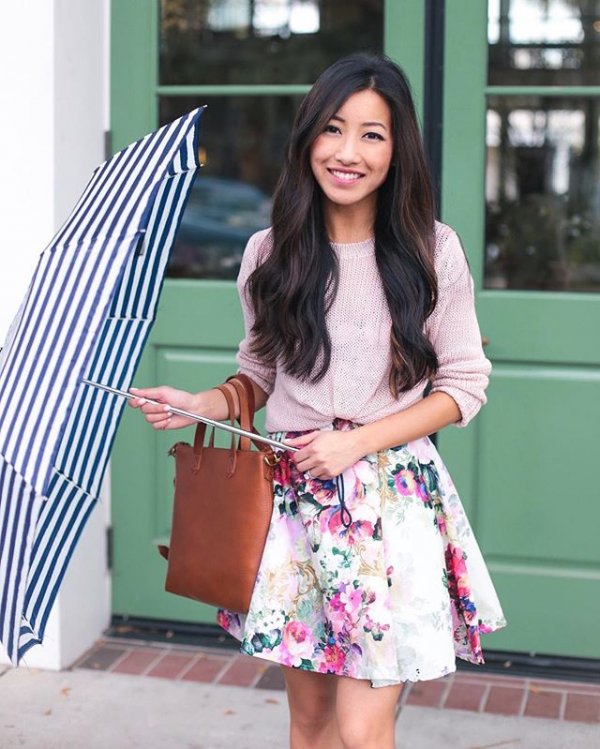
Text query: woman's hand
128 385 209 430
285 429 366 479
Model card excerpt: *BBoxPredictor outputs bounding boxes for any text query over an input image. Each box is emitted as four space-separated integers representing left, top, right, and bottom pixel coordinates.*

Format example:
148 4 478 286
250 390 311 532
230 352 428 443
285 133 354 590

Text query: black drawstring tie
336 473 352 528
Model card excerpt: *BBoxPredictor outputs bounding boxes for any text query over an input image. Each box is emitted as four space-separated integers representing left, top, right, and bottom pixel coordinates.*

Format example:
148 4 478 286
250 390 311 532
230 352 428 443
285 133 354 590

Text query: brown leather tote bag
158 374 278 612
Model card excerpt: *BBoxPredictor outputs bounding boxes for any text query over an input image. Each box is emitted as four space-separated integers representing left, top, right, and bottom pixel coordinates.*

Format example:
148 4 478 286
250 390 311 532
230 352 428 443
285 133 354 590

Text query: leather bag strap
227 374 276 459
226 376 253 452
231 372 256 415
192 383 237 475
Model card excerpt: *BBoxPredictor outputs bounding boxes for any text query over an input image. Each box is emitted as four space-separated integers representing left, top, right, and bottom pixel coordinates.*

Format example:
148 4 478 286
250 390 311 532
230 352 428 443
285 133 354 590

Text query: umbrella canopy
0 107 205 665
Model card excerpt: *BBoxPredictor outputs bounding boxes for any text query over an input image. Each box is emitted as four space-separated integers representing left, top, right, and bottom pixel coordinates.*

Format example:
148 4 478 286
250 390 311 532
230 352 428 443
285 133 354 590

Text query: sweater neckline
329 237 375 258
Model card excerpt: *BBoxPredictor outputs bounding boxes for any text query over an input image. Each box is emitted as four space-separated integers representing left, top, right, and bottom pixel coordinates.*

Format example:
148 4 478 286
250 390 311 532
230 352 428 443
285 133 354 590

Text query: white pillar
0 0 112 669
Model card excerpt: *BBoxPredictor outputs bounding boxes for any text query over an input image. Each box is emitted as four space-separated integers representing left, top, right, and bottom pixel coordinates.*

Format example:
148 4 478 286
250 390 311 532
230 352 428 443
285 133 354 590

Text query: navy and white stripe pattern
0 107 204 664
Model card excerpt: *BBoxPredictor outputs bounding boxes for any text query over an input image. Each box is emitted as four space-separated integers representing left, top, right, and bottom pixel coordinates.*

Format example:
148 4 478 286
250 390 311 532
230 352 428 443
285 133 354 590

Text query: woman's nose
335 136 360 164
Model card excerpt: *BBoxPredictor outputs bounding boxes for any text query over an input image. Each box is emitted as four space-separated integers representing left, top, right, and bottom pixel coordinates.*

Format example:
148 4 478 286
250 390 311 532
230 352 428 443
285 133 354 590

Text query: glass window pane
160 96 302 279
485 96 600 292
159 0 383 85
488 0 600 85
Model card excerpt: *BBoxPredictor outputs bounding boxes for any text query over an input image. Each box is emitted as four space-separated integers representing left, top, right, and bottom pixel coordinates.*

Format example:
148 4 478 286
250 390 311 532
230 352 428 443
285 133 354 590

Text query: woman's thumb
129 386 167 402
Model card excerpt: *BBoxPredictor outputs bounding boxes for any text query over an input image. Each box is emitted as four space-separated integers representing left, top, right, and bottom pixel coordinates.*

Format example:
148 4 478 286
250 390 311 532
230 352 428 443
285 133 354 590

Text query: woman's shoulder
432 220 470 287
238 227 273 284
244 227 273 261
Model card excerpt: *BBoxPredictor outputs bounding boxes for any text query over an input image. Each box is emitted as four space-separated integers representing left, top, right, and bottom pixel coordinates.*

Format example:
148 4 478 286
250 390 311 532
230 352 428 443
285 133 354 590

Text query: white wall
0 0 112 669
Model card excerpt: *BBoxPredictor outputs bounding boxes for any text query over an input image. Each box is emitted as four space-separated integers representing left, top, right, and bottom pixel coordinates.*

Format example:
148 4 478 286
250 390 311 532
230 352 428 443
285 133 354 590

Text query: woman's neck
323 197 376 244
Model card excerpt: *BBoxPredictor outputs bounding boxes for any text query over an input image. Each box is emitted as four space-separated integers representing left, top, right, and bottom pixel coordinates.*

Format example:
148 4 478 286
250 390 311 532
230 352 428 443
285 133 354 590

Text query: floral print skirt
217 419 507 687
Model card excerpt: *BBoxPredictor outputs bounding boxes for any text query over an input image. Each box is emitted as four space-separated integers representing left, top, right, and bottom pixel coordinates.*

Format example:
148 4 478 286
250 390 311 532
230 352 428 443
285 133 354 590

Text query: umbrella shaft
83 379 298 453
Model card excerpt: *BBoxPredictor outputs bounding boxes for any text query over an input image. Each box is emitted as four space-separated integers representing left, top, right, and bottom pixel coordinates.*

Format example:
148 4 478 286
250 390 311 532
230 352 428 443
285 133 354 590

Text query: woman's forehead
332 90 391 126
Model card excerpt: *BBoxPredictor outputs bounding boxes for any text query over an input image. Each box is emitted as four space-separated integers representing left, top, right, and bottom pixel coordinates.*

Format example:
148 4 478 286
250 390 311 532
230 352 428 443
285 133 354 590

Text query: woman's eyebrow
331 114 388 131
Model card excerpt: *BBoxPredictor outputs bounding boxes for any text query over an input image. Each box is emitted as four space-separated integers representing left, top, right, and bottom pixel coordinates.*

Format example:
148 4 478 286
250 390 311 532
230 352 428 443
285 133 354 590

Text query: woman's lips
327 168 365 185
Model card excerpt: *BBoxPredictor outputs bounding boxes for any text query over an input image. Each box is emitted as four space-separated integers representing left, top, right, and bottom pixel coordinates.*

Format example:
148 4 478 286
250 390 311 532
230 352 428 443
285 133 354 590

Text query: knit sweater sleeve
426 227 492 427
235 228 276 395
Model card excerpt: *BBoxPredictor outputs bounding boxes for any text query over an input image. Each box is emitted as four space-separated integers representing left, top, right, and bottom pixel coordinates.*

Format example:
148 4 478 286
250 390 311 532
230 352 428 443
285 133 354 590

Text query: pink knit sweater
236 222 491 433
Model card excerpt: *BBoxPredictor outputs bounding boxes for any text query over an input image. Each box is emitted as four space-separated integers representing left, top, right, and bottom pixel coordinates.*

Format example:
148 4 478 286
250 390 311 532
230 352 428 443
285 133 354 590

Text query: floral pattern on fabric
218 419 506 686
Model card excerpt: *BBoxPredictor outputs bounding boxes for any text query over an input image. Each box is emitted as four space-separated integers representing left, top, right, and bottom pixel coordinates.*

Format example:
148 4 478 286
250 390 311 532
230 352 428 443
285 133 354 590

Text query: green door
110 1 425 626
438 1 600 658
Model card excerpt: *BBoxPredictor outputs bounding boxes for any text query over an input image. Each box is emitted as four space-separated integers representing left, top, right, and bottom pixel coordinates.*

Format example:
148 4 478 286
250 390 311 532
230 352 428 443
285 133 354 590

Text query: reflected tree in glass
485 96 600 291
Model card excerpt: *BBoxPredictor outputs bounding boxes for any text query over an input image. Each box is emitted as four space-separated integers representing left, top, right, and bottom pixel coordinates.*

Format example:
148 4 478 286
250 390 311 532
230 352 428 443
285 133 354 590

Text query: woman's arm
287 391 459 478
128 376 268 430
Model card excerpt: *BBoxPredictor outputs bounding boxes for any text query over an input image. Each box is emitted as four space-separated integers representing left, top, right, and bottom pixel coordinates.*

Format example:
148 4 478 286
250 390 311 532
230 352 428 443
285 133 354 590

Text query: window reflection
159 0 383 85
485 96 600 292
488 0 600 84
160 96 302 279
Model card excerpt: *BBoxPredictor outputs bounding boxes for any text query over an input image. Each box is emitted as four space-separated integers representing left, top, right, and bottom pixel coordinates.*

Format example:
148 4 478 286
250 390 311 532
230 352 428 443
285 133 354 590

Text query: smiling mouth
327 169 364 182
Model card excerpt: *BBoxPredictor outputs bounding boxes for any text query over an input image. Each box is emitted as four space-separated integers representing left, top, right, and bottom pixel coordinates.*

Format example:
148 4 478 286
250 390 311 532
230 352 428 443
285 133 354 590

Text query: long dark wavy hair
248 53 439 396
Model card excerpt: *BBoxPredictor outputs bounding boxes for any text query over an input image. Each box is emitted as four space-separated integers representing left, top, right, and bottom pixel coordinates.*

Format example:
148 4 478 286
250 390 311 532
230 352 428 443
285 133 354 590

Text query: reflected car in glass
168 176 272 280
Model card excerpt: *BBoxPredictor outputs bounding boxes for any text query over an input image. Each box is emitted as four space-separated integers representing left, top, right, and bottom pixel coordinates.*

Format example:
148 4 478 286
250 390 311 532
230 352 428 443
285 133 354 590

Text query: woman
130 53 506 749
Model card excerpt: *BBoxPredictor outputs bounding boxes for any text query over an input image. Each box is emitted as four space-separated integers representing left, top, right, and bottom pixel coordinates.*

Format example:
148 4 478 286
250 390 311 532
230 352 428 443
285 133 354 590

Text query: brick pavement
73 638 600 724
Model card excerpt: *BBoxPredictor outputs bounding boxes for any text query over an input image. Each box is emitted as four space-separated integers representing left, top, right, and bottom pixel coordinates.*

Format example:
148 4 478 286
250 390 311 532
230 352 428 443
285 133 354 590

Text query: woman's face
309 89 393 213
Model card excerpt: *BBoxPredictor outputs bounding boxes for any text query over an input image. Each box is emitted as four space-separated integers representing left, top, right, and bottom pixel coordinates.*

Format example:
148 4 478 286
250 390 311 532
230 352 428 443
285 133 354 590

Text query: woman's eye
364 131 385 141
324 124 340 134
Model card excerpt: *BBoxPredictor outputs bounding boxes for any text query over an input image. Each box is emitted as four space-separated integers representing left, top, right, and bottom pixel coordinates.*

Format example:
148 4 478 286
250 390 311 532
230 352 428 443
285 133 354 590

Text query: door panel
478 365 600 563
489 571 600 657
440 0 600 657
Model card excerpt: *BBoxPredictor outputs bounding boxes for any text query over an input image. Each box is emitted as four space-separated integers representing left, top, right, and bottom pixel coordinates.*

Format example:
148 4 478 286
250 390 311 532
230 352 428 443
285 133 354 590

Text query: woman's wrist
191 388 230 421
354 423 379 457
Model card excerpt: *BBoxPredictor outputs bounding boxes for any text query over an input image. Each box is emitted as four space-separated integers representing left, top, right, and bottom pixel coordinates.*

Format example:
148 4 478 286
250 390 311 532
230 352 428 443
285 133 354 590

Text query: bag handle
192 383 237 476
227 374 277 460
226 376 253 452
230 372 256 415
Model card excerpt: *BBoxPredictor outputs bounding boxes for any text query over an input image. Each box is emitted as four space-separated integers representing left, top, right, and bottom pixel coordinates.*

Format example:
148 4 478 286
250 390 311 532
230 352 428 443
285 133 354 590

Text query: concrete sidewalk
1 666 599 748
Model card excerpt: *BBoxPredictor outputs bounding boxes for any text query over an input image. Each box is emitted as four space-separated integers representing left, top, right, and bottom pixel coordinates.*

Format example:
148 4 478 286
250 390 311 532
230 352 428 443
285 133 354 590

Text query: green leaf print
373 517 382 541
420 462 440 494
299 492 326 513
241 640 255 656
332 547 352 568
300 658 315 671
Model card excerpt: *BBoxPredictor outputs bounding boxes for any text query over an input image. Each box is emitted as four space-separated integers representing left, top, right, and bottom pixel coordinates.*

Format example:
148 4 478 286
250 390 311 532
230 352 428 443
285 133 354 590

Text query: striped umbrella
0 107 204 665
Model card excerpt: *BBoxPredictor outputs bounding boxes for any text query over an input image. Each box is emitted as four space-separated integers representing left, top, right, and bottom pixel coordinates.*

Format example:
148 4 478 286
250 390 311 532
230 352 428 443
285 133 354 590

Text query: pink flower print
329 592 345 613
340 586 363 618
456 573 471 601
216 608 240 632
414 474 430 503
351 458 377 487
325 506 344 535
446 545 479 629
331 516 375 545
447 545 468 578
362 613 390 642
311 478 337 504
319 643 346 674
281 621 316 667
409 436 434 463
274 455 292 485
326 587 349 633
394 468 416 496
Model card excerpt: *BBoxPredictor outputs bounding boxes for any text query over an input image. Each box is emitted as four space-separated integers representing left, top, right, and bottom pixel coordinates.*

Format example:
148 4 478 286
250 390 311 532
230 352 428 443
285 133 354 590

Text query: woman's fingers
285 431 319 448
128 385 198 430
127 396 147 409
129 386 166 401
